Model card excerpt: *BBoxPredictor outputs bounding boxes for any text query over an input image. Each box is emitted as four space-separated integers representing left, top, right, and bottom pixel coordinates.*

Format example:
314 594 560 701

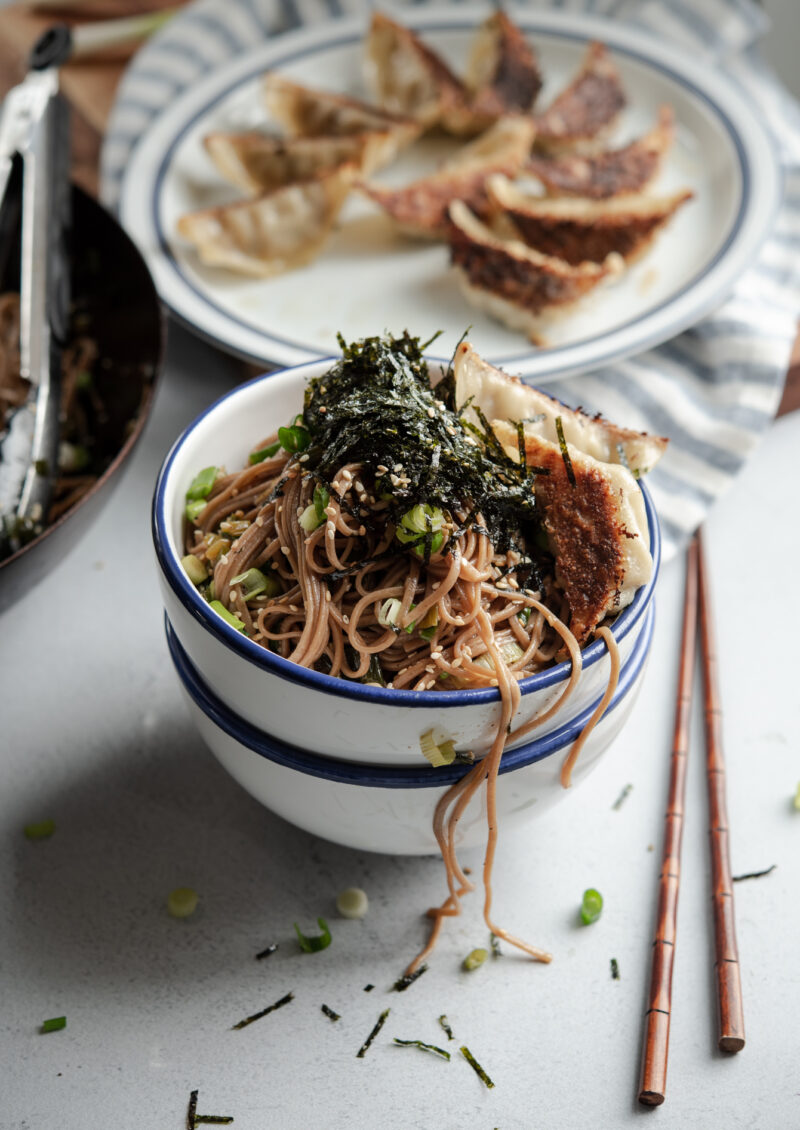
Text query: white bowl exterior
177 656 646 855
156 361 656 764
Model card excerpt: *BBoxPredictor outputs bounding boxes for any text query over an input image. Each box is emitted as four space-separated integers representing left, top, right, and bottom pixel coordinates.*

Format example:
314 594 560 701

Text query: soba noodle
182 335 630 970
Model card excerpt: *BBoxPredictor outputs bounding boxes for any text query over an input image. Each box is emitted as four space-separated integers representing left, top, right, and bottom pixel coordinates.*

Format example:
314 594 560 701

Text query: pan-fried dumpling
487 176 693 264
359 117 536 239
262 73 421 171
448 200 618 341
465 11 542 126
534 42 626 153
204 131 373 194
527 106 675 198
364 12 470 133
176 166 356 277
451 341 668 475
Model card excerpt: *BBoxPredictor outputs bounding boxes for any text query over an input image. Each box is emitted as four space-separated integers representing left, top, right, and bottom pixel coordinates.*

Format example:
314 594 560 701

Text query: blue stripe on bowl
166 600 655 788
146 18 755 374
152 363 660 708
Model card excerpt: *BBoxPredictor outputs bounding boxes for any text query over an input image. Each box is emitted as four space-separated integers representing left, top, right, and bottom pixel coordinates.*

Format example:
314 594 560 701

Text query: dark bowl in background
0 186 165 614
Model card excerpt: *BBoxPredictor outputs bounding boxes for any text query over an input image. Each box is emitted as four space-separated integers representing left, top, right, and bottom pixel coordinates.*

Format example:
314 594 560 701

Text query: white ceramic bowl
153 360 660 765
166 603 654 855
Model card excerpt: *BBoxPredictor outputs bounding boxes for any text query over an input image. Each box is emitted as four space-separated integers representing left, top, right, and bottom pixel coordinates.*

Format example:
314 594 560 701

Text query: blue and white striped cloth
101 0 800 560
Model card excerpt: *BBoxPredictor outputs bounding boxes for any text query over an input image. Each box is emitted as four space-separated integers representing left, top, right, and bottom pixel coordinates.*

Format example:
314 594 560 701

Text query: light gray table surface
2 324 798 1130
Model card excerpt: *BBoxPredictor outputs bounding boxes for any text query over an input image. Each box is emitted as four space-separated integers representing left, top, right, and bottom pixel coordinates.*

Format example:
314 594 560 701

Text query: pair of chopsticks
638 530 744 1107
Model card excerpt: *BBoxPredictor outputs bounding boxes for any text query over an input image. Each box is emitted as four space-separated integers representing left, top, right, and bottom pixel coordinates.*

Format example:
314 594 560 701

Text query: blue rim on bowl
152 364 661 709
166 601 655 789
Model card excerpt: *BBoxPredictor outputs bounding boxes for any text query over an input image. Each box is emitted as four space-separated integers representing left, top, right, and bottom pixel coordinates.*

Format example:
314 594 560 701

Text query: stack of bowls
152 361 660 855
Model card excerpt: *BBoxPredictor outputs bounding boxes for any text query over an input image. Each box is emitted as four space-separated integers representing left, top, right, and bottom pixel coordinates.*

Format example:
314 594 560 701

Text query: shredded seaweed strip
438 1015 455 1041
610 958 620 981
554 416 576 487
255 942 278 961
612 784 633 810
294 917 331 953
732 864 776 882
195 1119 234 1126
356 1008 390 1058
321 1004 341 1022
363 984 375 992
392 964 429 992
490 933 502 958
187 1090 198 1130
393 1038 451 1061
231 991 294 1030
300 333 548 578
460 1045 495 1089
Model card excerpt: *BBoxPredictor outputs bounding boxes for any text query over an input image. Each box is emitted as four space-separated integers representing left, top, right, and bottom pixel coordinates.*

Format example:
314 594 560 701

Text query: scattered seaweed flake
393 1038 451 1061
612 784 633 810
255 942 278 961
490 933 502 958
460 1045 495 1089
321 1004 341 1022
392 964 428 992
363 984 375 993
438 1015 455 1041
356 1009 390 1058
231 991 294 1030
610 958 620 981
187 1090 198 1130
554 416 576 487
732 865 777 882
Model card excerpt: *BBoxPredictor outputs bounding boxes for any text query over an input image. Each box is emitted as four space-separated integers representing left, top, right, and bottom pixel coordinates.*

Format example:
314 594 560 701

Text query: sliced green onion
336 887 369 919
209 600 246 632
393 1038 450 1060
419 730 456 768
185 499 206 523
462 947 488 972
294 917 332 953
24 819 55 840
517 606 532 627
398 503 445 536
299 503 324 533
378 598 402 630
580 888 603 926
186 466 220 501
473 641 524 674
313 484 330 522
167 887 198 918
229 567 280 601
181 554 207 585
58 442 91 473
249 441 281 465
419 605 439 641
278 424 310 453
41 1016 66 1033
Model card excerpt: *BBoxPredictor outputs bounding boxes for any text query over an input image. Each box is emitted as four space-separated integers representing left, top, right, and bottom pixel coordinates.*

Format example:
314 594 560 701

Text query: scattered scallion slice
472 640 524 674
186 466 220 501
393 1038 450 1060
229 567 279 600
249 440 281 465
395 504 446 558
182 554 207 585
24 819 55 840
294 917 331 953
209 601 246 632
185 500 206 523
58 442 90 473
580 888 603 926
313 484 330 522
41 1016 66 1034
462 947 488 972
378 598 402 630
299 503 324 533
167 887 198 919
336 887 369 919
419 605 439 641
460 1045 495 1089
277 424 310 453
517 606 532 627
419 730 456 768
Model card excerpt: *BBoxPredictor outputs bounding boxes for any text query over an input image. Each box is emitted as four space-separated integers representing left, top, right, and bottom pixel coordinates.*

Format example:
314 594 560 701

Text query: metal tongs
0 27 72 557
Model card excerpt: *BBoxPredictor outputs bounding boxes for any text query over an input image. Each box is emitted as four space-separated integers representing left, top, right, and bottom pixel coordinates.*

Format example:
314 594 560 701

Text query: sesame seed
319 405 327 413
299 454 309 463
255 517 264 527
281 546 291 556
359 525 366 536
452 657 463 668
343 615 350 625
431 581 440 590
393 463 403 472
355 480 365 493
289 604 299 612
430 651 442 661
390 474 400 486
376 465 388 474
490 678 499 687
341 469 352 482
325 590 331 602
427 406 436 418
327 527 335 539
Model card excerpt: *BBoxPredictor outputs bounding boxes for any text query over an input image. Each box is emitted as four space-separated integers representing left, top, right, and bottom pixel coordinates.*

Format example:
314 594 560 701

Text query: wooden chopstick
696 528 745 1054
638 537 699 1106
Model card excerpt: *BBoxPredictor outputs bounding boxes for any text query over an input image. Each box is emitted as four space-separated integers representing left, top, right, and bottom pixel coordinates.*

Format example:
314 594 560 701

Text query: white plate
120 4 780 379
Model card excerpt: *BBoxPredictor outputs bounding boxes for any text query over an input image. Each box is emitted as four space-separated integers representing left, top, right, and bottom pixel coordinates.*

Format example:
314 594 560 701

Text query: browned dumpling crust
487 176 693 265
204 131 372 194
448 200 616 340
534 42 626 152
359 117 536 239
466 11 543 124
527 106 675 198
263 73 421 147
